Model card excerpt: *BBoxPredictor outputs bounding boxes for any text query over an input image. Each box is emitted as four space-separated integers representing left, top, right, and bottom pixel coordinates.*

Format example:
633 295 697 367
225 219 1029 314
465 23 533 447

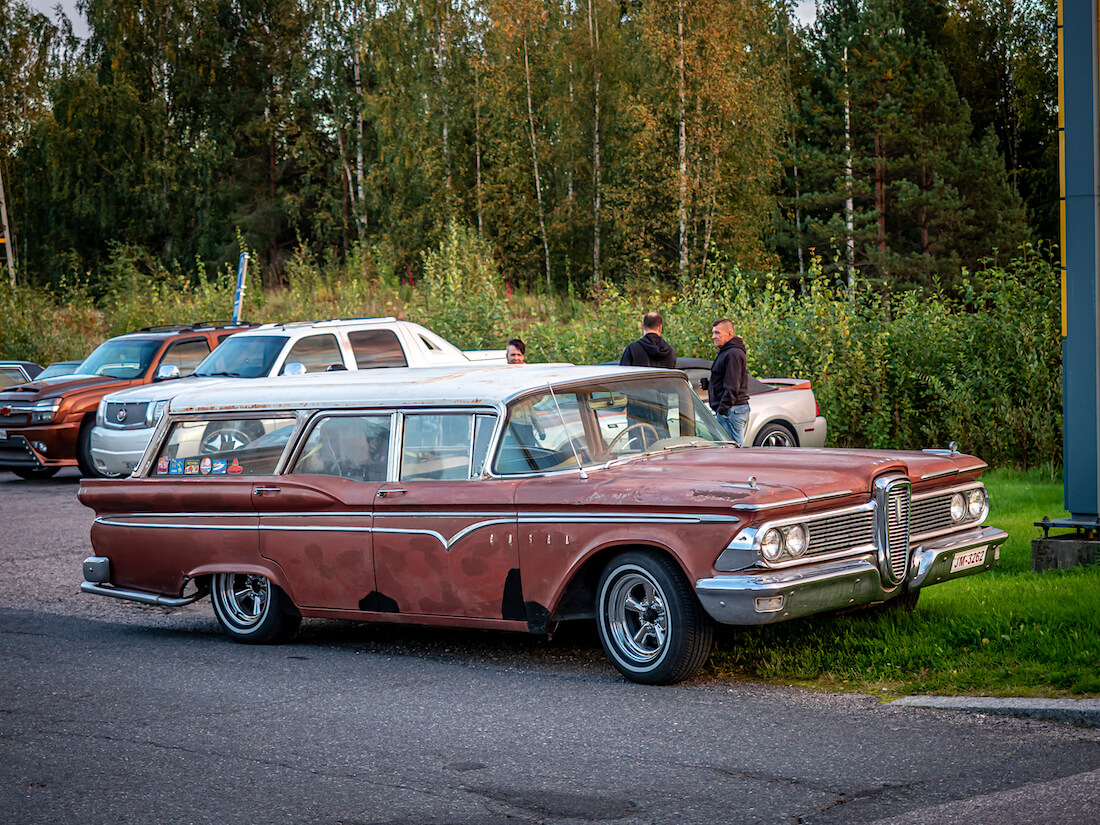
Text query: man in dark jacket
708 318 750 445
620 312 677 368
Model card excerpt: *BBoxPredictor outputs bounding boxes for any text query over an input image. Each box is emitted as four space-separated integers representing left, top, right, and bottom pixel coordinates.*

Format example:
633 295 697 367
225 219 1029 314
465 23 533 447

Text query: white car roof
99 317 470 405
167 364 683 415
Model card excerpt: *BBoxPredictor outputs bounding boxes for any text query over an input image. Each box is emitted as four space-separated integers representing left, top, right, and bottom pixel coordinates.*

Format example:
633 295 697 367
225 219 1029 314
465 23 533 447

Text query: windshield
193 335 288 379
494 376 730 475
77 339 161 379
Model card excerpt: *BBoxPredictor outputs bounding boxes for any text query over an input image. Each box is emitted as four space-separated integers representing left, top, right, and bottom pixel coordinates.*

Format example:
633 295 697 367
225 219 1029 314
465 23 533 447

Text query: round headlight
785 524 809 556
950 493 966 522
967 488 986 519
760 528 784 562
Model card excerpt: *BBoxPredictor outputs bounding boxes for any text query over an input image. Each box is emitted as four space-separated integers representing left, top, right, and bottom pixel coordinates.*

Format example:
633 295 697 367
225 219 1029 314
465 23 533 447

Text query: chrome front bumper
695 525 1008 625
89 424 154 475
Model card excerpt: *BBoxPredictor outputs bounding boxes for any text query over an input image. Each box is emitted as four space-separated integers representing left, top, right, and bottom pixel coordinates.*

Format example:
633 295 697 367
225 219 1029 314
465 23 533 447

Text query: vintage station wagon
79 365 1007 684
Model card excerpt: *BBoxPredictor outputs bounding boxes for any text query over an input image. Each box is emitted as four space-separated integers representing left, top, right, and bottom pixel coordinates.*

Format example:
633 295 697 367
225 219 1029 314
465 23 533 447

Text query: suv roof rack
132 321 251 334
252 317 398 331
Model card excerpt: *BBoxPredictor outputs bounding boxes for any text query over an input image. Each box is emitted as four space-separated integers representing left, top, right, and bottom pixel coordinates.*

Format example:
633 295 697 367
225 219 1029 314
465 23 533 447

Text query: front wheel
596 550 714 685
210 573 301 644
77 420 122 478
12 466 61 480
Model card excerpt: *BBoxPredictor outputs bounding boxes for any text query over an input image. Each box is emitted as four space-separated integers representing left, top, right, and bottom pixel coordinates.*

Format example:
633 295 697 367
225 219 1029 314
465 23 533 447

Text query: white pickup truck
90 317 504 476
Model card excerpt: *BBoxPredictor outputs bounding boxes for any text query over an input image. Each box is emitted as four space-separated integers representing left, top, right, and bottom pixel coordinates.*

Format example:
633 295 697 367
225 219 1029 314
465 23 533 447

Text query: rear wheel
753 421 797 448
210 573 301 644
12 466 61 480
596 550 714 685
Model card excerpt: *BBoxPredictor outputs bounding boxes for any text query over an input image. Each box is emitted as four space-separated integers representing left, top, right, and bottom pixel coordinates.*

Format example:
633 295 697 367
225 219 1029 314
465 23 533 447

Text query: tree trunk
588 0 602 286
474 60 483 236
677 0 688 279
523 36 552 288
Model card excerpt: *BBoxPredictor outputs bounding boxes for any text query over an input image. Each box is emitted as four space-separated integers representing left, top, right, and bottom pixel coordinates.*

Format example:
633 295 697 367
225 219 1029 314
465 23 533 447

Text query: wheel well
551 544 687 623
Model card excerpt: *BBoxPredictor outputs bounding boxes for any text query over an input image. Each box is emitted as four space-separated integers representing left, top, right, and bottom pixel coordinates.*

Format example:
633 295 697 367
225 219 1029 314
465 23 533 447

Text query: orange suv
0 322 252 479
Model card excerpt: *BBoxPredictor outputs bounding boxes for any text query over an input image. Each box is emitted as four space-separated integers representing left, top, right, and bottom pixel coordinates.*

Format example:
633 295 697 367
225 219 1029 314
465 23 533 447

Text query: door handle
253 487 281 496
377 487 407 498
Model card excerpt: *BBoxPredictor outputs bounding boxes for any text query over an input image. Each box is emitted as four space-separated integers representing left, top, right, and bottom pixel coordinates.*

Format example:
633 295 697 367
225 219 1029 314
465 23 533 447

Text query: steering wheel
607 422 660 453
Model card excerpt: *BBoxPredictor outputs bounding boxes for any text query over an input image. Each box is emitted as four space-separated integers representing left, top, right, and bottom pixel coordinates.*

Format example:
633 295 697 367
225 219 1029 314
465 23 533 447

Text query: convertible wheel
12 466 61 480
210 573 301 644
753 421 797 448
596 550 714 685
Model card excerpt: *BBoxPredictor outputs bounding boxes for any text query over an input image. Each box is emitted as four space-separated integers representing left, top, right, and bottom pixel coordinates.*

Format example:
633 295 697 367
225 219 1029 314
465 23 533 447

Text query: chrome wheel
200 423 255 454
603 567 670 666
210 572 301 644
753 422 796 448
596 551 715 685
213 573 271 630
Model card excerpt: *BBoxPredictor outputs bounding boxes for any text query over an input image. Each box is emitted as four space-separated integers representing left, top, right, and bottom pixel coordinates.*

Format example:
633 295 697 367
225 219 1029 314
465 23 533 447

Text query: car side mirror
154 364 181 382
283 362 307 376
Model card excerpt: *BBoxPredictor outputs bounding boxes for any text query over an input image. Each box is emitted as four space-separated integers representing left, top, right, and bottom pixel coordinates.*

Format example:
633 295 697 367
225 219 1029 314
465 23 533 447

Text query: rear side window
401 413 481 480
348 330 408 368
160 339 212 377
0 367 26 388
283 334 343 373
153 417 296 476
291 414 392 481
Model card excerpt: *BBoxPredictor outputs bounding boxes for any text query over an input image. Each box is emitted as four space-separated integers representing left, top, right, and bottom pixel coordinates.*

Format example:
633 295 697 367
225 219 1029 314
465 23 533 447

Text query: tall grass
2 237 1062 469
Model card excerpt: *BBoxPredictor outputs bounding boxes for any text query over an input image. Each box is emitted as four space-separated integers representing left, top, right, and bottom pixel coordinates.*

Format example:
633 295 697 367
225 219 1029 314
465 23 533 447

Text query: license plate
950 546 987 573
0 429 7 440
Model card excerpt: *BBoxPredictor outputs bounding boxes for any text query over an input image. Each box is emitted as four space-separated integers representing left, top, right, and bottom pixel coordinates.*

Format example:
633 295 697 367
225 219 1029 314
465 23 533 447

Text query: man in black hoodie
708 318 750 445
620 312 677 368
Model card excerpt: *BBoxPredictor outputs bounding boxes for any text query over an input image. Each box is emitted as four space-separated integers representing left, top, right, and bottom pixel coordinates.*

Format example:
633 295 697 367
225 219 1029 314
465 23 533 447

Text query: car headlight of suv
145 400 168 426
30 399 60 424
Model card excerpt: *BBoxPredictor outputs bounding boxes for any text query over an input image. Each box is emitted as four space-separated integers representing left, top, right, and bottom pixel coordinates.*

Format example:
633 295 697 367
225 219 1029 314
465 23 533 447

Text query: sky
32 1 817 43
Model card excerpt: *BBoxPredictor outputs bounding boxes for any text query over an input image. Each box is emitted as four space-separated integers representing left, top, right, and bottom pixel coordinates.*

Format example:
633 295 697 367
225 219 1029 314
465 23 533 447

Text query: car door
372 411 522 620
255 413 388 610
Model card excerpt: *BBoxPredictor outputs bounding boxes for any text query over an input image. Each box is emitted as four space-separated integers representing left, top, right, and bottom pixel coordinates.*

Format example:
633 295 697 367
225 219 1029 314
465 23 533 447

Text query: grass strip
706 468 1100 698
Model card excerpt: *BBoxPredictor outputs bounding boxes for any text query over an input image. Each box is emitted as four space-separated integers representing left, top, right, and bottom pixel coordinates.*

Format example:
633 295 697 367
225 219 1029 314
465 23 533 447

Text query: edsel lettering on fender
78 364 1007 685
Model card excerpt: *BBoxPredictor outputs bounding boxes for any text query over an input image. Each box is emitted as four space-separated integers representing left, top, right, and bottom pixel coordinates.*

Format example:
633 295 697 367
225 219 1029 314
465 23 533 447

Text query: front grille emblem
116 408 127 422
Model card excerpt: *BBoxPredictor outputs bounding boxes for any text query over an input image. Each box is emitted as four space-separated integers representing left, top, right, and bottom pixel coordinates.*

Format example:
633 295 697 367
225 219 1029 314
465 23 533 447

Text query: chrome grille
807 510 874 555
103 401 149 429
885 484 911 581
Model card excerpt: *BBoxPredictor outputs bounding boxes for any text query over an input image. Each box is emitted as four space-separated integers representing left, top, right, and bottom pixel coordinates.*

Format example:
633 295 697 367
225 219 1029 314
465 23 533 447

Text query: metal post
1036 1 1100 568
0 161 15 286
232 252 249 325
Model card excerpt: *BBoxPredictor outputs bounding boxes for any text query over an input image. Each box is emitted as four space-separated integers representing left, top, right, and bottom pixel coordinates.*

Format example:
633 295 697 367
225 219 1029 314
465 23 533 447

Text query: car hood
0 374 125 403
515 446 985 513
102 375 236 405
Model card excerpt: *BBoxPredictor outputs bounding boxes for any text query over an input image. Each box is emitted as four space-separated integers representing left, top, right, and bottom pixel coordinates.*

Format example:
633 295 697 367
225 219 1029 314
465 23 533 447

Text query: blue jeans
717 404 750 446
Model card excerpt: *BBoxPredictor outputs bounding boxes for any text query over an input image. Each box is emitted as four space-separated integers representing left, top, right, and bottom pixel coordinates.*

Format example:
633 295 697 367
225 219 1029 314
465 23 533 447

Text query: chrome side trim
94 510 741 552
731 490 856 511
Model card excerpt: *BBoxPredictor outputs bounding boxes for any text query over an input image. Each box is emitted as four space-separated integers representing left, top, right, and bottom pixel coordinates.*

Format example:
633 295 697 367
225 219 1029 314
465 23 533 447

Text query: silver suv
90 317 500 476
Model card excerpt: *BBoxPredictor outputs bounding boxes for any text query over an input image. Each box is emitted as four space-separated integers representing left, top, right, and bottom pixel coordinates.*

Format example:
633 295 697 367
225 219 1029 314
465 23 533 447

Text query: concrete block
1032 534 1100 572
